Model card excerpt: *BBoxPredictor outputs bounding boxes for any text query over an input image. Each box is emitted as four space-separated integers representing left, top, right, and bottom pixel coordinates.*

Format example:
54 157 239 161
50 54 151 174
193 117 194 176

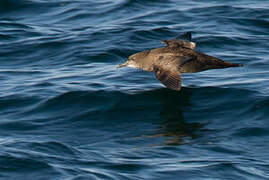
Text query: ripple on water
0 154 61 179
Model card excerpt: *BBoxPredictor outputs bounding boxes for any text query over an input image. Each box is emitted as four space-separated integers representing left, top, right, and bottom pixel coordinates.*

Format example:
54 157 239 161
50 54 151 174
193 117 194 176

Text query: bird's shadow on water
132 86 256 146
133 87 207 146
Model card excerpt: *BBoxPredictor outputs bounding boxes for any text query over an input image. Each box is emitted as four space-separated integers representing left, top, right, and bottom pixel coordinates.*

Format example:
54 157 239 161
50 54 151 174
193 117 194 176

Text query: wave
0 154 60 179
0 87 263 145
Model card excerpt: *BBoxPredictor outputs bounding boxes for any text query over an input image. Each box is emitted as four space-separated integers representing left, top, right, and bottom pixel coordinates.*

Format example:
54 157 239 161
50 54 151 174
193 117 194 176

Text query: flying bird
117 32 243 91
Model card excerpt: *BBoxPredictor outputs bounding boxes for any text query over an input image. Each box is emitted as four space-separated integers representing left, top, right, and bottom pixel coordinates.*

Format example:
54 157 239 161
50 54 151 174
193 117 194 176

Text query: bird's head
117 50 150 69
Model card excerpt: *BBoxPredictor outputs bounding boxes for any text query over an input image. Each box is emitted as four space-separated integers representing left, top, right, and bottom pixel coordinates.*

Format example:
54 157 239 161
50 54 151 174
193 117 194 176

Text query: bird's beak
116 61 128 68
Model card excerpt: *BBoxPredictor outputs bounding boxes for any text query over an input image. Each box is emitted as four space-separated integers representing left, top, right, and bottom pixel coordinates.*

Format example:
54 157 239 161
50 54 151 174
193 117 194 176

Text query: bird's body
117 32 243 91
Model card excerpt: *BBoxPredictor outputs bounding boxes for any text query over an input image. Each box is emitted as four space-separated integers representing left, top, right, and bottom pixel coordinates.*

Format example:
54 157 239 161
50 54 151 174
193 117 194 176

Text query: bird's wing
156 53 197 68
153 54 198 90
178 56 197 67
154 66 182 91
161 39 196 50
161 32 196 50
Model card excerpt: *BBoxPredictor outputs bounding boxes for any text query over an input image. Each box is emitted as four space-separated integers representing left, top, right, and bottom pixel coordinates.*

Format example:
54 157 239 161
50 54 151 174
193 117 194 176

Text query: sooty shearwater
117 32 243 91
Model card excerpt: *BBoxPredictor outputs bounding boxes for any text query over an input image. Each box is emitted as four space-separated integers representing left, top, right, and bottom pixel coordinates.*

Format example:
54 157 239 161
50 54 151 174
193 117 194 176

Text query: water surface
0 0 269 179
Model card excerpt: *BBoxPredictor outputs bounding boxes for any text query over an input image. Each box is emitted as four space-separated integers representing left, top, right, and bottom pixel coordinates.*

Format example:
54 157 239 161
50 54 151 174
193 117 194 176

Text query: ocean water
0 0 269 179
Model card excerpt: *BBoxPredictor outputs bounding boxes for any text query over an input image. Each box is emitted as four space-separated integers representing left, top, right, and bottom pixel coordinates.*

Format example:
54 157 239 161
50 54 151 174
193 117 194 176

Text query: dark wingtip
234 63 243 67
225 62 244 68
233 63 244 67
175 31 192 41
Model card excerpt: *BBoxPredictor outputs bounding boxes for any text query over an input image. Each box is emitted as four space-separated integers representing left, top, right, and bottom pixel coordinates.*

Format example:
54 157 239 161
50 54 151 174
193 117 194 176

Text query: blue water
1 0 269 179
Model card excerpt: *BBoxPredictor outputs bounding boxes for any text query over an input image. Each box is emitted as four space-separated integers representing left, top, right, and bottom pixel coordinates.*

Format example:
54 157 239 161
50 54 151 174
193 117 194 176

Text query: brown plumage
117 32 243 91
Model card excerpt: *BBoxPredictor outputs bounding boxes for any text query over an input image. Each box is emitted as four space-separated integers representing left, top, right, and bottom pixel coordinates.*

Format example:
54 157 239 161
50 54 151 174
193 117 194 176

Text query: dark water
1 0 269 179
